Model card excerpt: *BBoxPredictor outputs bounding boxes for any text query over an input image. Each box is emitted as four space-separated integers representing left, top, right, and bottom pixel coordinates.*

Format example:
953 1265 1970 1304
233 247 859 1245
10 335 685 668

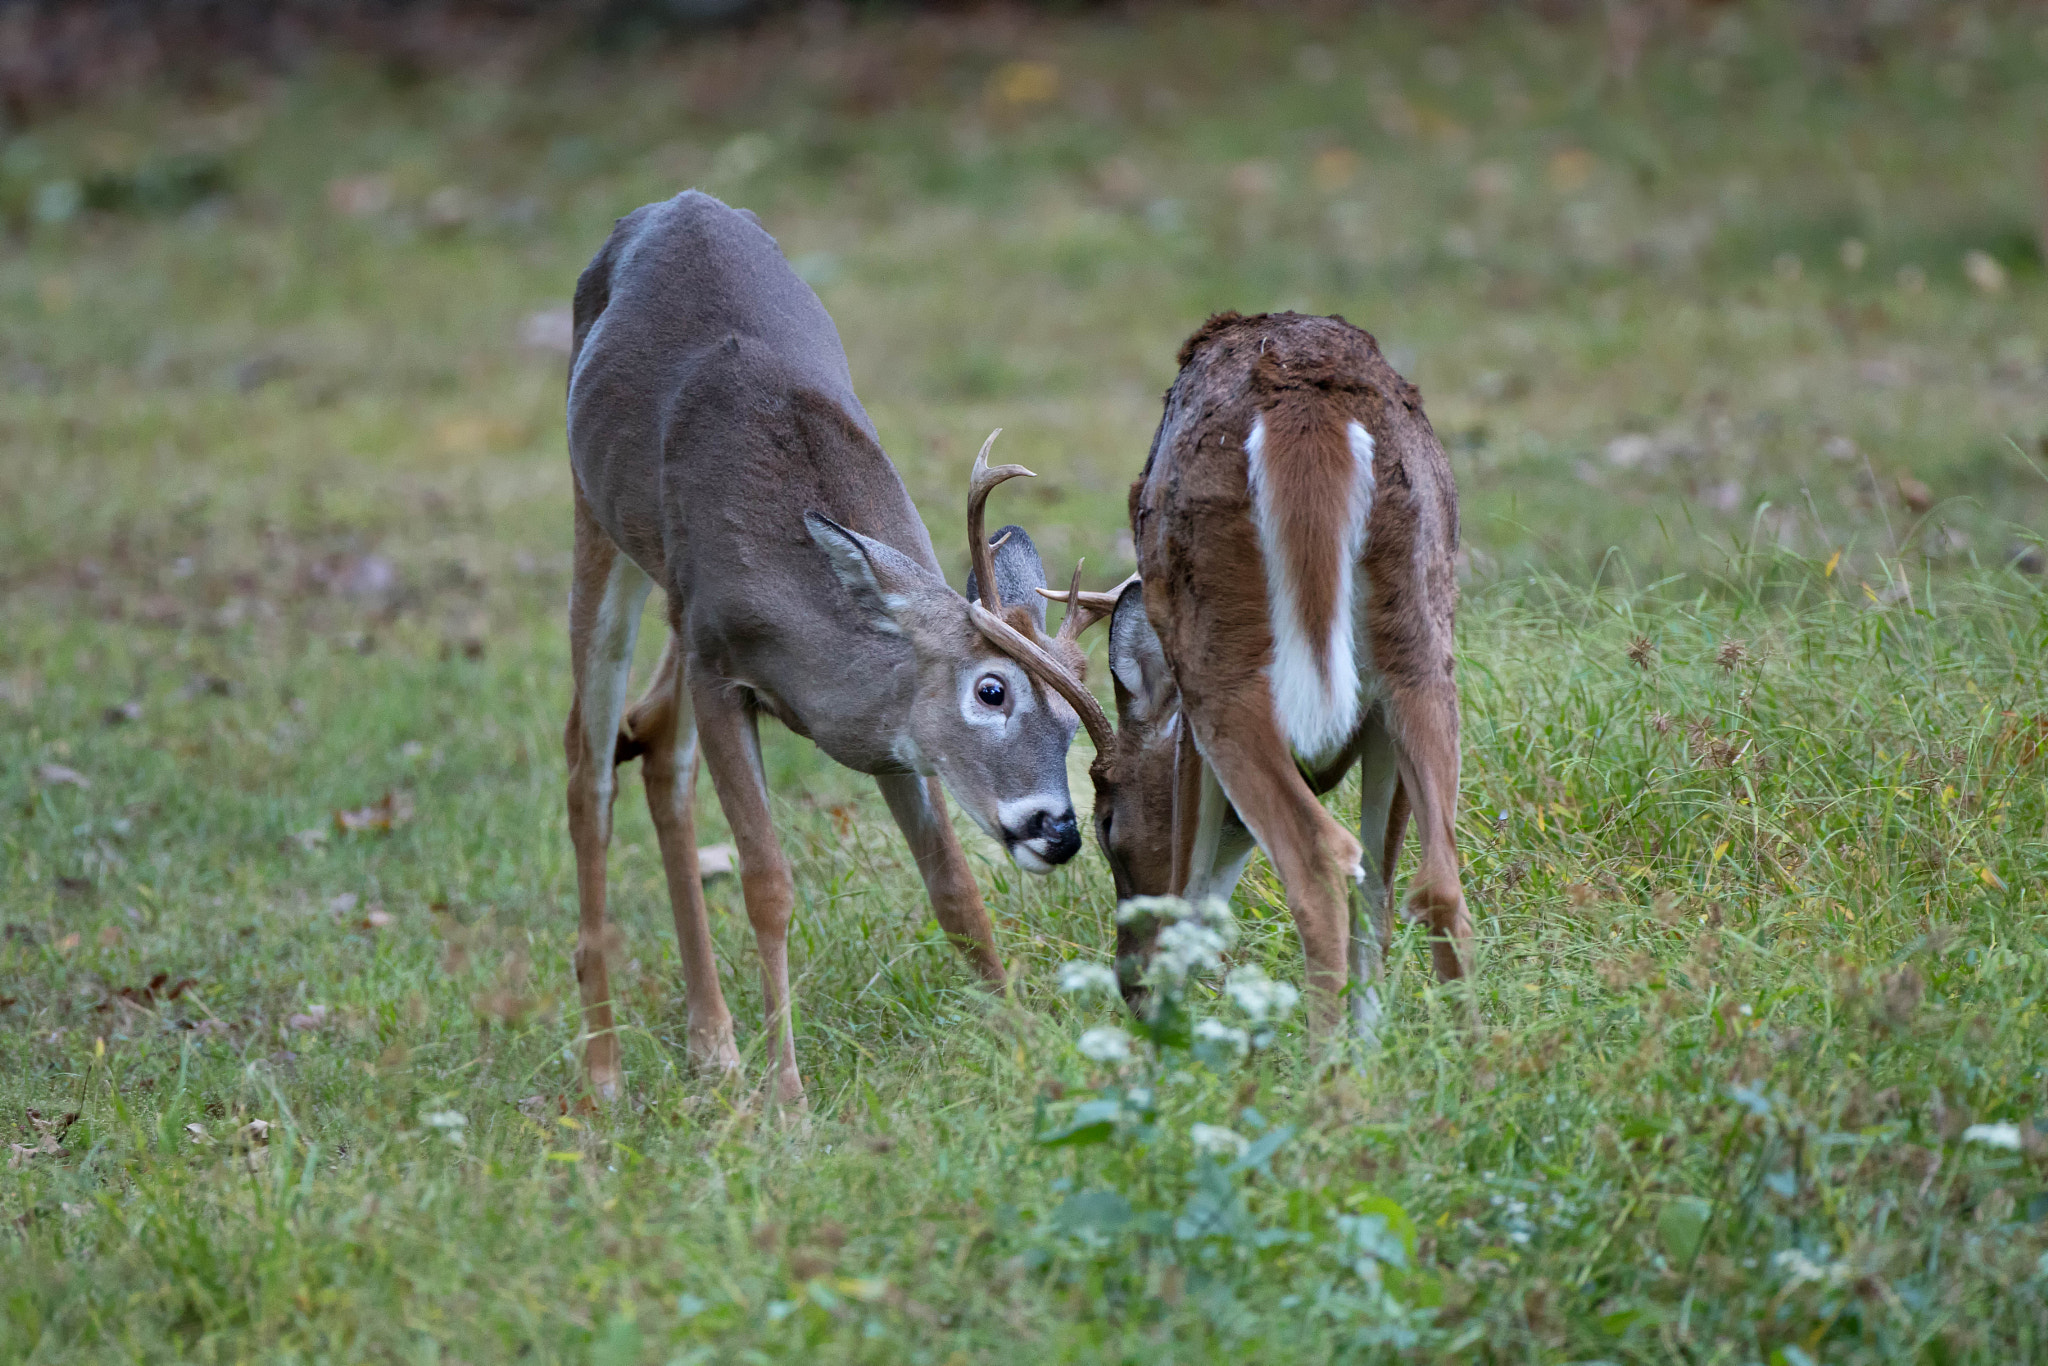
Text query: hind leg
625 633 740 1077
1389 679 1472 981
1185 688 1362 1034
565 490 652 1101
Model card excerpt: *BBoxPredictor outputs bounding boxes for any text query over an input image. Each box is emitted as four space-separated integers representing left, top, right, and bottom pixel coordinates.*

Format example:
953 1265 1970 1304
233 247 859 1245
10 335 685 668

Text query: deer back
1129 312 1458 754
566 192 1085 868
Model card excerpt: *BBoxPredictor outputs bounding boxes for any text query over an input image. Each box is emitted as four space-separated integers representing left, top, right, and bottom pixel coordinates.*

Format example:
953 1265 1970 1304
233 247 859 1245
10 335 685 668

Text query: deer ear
806 512 940 635
1107 578 1173 723
963 523 1049 633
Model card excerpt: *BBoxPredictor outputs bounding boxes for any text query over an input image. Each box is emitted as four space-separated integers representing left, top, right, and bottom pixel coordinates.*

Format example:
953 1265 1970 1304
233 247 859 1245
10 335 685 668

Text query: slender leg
1184 689 1362 1033
692 674 804 1106
565 492 652 1101
1182 758 1258 909
1388 679 1473 982
624 633 739 1076
1352 707 1403 1042
1168 719 1203 896
877 774 1005 987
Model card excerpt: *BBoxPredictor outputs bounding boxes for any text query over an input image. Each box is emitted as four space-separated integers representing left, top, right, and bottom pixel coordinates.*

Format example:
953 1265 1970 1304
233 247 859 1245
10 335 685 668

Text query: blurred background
1 0 2044 714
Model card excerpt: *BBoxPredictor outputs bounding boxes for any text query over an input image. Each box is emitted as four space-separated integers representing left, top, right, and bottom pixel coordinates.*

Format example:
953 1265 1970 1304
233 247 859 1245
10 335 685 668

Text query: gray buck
565 192 1092 1104
1017 311 1474 1038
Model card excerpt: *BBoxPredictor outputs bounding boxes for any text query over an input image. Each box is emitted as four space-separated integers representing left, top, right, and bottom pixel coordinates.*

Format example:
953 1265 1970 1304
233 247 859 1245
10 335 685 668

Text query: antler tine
966 428 1035 613
969 602 1116 758
1038 571 1138 639
1054 559 1087 642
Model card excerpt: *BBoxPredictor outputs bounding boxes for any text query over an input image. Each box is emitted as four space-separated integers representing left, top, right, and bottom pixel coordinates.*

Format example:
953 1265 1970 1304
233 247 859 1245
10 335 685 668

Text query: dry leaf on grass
9 1110 79 1167
335 791 414 834
35 763 89 788
698 843 738 879
287 1004 330 1031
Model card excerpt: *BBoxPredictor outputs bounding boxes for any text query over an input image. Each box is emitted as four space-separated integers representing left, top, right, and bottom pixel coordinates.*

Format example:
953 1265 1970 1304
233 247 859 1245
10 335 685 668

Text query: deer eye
975 675 1007 708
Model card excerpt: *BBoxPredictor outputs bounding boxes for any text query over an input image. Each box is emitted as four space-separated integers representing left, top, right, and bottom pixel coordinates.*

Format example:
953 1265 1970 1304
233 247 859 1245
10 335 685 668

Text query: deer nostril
1026 809 1081 863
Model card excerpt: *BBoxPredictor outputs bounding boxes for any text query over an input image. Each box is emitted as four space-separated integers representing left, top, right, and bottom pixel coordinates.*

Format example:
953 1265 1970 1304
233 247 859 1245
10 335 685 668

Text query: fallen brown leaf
287 1005 330 1031
335 791 414 834
698 843 738 880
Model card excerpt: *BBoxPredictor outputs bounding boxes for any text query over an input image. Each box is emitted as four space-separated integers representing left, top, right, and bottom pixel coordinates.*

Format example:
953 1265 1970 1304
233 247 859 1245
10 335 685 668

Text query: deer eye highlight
974 675 1007 708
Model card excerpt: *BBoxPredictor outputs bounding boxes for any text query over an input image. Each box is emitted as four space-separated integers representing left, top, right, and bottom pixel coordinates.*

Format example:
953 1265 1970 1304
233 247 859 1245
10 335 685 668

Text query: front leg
876 774 1005 988
692 676 805 1108
1181 754 1258 909
1351 708 1404 1046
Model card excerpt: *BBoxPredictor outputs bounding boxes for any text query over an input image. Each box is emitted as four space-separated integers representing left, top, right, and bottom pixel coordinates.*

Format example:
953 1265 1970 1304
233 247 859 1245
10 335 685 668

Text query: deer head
806 432 1085 872
1011 575 1191 998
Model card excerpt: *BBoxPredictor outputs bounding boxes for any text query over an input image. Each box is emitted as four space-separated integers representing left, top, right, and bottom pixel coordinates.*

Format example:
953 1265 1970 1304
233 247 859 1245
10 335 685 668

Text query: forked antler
966 429 1035 614
967 602 1116 761
1039 570 1139 642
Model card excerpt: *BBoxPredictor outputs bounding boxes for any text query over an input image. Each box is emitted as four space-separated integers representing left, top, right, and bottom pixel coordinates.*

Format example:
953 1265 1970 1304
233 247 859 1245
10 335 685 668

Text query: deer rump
1243 351 1377 765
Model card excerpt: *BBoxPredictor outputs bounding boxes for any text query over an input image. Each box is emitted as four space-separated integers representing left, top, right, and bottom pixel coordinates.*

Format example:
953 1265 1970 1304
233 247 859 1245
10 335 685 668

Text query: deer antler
1039 571 1139 641
967 429 1034 613
968 602 1116 760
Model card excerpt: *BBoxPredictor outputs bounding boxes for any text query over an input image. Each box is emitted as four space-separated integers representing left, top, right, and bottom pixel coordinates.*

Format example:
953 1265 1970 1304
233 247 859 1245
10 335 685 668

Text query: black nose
1023 808 1082 864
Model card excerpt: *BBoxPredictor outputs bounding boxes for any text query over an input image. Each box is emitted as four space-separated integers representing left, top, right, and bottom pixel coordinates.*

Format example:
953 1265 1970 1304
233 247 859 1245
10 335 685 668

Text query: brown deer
1010 311 1473 1040
565 192 1088 1105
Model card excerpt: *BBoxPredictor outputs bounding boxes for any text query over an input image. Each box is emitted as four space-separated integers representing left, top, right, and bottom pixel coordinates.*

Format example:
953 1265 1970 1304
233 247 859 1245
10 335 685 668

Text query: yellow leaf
1824 549 1841 578
1979 867 2007 891
546 1151 581 1162
1711 840 1730 863
836 1278 890 1304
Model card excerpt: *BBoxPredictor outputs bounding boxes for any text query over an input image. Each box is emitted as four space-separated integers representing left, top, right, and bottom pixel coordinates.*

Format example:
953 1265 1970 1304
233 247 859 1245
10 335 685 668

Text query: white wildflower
1189 1123 1250 1160
1961 1122 2022 1151
1148 908 1238 988
420 1109 467 1145
1222 965 1300 1024
1116 894 1190 927
1057 961 1119 998
1772 1248 1849 1288
1076 1027 1133 1064
1193 1018 1250 1059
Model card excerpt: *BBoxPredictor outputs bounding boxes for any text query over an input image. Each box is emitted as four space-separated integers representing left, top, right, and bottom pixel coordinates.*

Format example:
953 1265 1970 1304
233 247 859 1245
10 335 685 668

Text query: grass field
4 2 2048 1360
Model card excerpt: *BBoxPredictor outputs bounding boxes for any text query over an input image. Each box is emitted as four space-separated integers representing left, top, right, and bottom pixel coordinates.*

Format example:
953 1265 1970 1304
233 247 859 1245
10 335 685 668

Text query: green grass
4 3 2048 1361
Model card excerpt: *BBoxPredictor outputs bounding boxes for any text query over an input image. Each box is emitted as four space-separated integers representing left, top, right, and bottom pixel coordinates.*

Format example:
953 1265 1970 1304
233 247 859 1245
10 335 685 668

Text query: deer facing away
565 192 1089 1104
1025 311 1474 1038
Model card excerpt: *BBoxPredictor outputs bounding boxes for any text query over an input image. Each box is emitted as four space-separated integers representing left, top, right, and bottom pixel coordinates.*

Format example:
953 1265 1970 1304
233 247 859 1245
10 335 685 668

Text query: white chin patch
1009 843 1056 876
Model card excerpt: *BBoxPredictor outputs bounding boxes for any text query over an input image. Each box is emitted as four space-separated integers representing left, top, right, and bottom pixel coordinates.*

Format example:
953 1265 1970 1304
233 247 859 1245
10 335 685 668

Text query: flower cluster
1058 896 1299 1068
1116 895 1238 990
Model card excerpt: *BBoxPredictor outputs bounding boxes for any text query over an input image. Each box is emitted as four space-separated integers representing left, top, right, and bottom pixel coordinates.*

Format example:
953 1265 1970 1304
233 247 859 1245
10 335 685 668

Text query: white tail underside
1245 415 1376 763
